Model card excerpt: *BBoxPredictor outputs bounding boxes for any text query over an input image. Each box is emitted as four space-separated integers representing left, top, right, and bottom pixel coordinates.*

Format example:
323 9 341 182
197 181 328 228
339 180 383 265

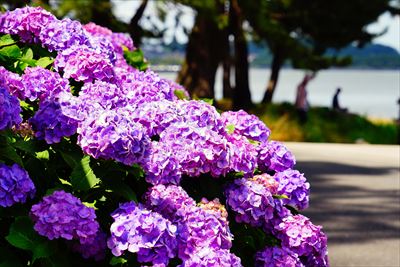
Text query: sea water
159 68 400 119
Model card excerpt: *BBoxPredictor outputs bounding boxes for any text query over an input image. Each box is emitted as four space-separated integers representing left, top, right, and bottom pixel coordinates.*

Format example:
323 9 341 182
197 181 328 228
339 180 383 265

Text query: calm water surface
159 69 400 119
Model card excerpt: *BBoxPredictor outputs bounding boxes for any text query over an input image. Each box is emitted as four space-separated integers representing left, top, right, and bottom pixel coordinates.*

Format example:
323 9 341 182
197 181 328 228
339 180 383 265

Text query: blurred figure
332 87 348 112
295 72 316 123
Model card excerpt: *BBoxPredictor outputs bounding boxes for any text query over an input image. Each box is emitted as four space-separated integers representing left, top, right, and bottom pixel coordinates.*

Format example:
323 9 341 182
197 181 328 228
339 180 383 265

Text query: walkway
286 142 400 267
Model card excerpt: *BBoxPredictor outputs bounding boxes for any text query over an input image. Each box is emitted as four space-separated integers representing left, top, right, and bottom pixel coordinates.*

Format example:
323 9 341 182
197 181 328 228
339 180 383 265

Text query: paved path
286 142 400 267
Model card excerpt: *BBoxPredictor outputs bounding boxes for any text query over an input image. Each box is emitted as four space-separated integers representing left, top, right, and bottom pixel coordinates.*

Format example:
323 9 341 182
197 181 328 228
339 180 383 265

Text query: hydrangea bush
0 7 329 267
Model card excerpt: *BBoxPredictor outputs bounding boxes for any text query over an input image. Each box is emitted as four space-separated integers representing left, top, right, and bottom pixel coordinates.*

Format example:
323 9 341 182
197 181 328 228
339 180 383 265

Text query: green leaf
59 150 79 168
0 44 21 59
36 57 54 68
0 135 24 166
174 89 188 100
35 150 50 161
110 257 128 266
273 194 289 199
226 124 235 134
106 180 137 202
200 98 214 105
21 48 33 60
5 217 53 262
0 34 17 47
70 155 100 191
32 242 53 262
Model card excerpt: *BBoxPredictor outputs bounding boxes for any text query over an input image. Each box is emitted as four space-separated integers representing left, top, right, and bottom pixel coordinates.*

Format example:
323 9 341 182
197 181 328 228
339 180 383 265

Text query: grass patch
252 102 399 144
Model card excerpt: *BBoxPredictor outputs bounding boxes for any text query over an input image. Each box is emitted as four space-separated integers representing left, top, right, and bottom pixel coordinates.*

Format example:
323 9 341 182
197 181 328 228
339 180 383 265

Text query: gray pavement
286 142 400 267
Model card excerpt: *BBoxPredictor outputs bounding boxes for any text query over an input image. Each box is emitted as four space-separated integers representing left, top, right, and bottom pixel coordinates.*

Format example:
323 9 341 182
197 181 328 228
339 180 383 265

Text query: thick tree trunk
230 0 252 110
176 14 224 99
262 47 284 104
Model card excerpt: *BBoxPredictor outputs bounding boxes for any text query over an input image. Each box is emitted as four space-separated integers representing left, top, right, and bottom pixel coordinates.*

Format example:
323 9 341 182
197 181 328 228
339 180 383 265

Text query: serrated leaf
110 257 128 265
36 57 54 68
5 217 37 250
106 181 137 202
70 155 100 191
5 217 53 262
0 45 21 59
32 242 53 262
0 34 17 47
0 135 24 166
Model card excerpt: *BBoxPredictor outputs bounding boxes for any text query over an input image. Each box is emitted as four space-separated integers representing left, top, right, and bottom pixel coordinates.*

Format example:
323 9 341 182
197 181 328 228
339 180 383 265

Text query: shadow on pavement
295 160 400 245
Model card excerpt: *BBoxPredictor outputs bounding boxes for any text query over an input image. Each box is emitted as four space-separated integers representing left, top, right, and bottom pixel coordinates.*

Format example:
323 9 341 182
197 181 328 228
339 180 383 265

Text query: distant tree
241 0 400 103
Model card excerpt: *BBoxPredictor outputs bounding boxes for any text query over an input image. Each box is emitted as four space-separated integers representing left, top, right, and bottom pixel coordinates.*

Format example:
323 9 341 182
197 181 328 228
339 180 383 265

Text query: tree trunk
222 29 232 99
128 0 148 47
176 14 224 99
230 0 252 110
262 47 284 104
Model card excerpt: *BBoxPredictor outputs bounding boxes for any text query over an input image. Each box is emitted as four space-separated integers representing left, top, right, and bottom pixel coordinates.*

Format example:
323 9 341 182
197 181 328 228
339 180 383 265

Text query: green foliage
0 34 55 73
5 217 54 262
254 103 399 144
123 48 148 71
69 155 100 191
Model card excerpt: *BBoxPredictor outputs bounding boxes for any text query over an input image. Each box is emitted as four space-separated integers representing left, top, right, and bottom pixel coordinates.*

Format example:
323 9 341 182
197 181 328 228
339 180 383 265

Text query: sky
112 0 400 52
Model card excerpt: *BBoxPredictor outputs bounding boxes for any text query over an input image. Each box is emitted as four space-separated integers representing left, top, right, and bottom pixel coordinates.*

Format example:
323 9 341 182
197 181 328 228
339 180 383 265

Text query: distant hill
142 40 400 69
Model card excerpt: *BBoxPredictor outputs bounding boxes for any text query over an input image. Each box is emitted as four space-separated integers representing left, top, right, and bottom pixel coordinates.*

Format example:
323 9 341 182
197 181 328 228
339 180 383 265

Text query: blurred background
2 0 399 144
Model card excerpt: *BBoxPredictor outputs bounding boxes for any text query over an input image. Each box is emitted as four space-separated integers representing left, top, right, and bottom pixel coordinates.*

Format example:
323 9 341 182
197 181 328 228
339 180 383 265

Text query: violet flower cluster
221 110 270 143
258 141 296 172
0 86 22 131
0 163 35 207
274 169 310 211
0 7 329 266
255 246 304 267
30 190 100 244
143 185 240 265
107 202 177 265
225 174 279 227
274 214 329 266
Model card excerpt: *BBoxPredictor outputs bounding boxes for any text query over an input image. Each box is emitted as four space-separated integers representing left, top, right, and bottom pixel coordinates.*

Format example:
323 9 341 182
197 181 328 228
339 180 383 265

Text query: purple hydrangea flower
221 110 270 143
258 141 296 172
39 18 90 52
274 169 310 210
143 184 196 221
255 246 304 267
72 231 107 261
30 190 100 244
0 7 56 43
77 108 150 166
143 140 183 185
226 134 258 176
180 248 242 267
143 122 231 184
107 202 177 265
178 100 224 132
224 174 278 227
274 214 329 267
0 163 35 207
131 100 181 136
0 86 22 130
54 45 115 83
177 204 234 260
29 100 77 144
83 22 135 55
21 67 70 102
0 66 24 100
